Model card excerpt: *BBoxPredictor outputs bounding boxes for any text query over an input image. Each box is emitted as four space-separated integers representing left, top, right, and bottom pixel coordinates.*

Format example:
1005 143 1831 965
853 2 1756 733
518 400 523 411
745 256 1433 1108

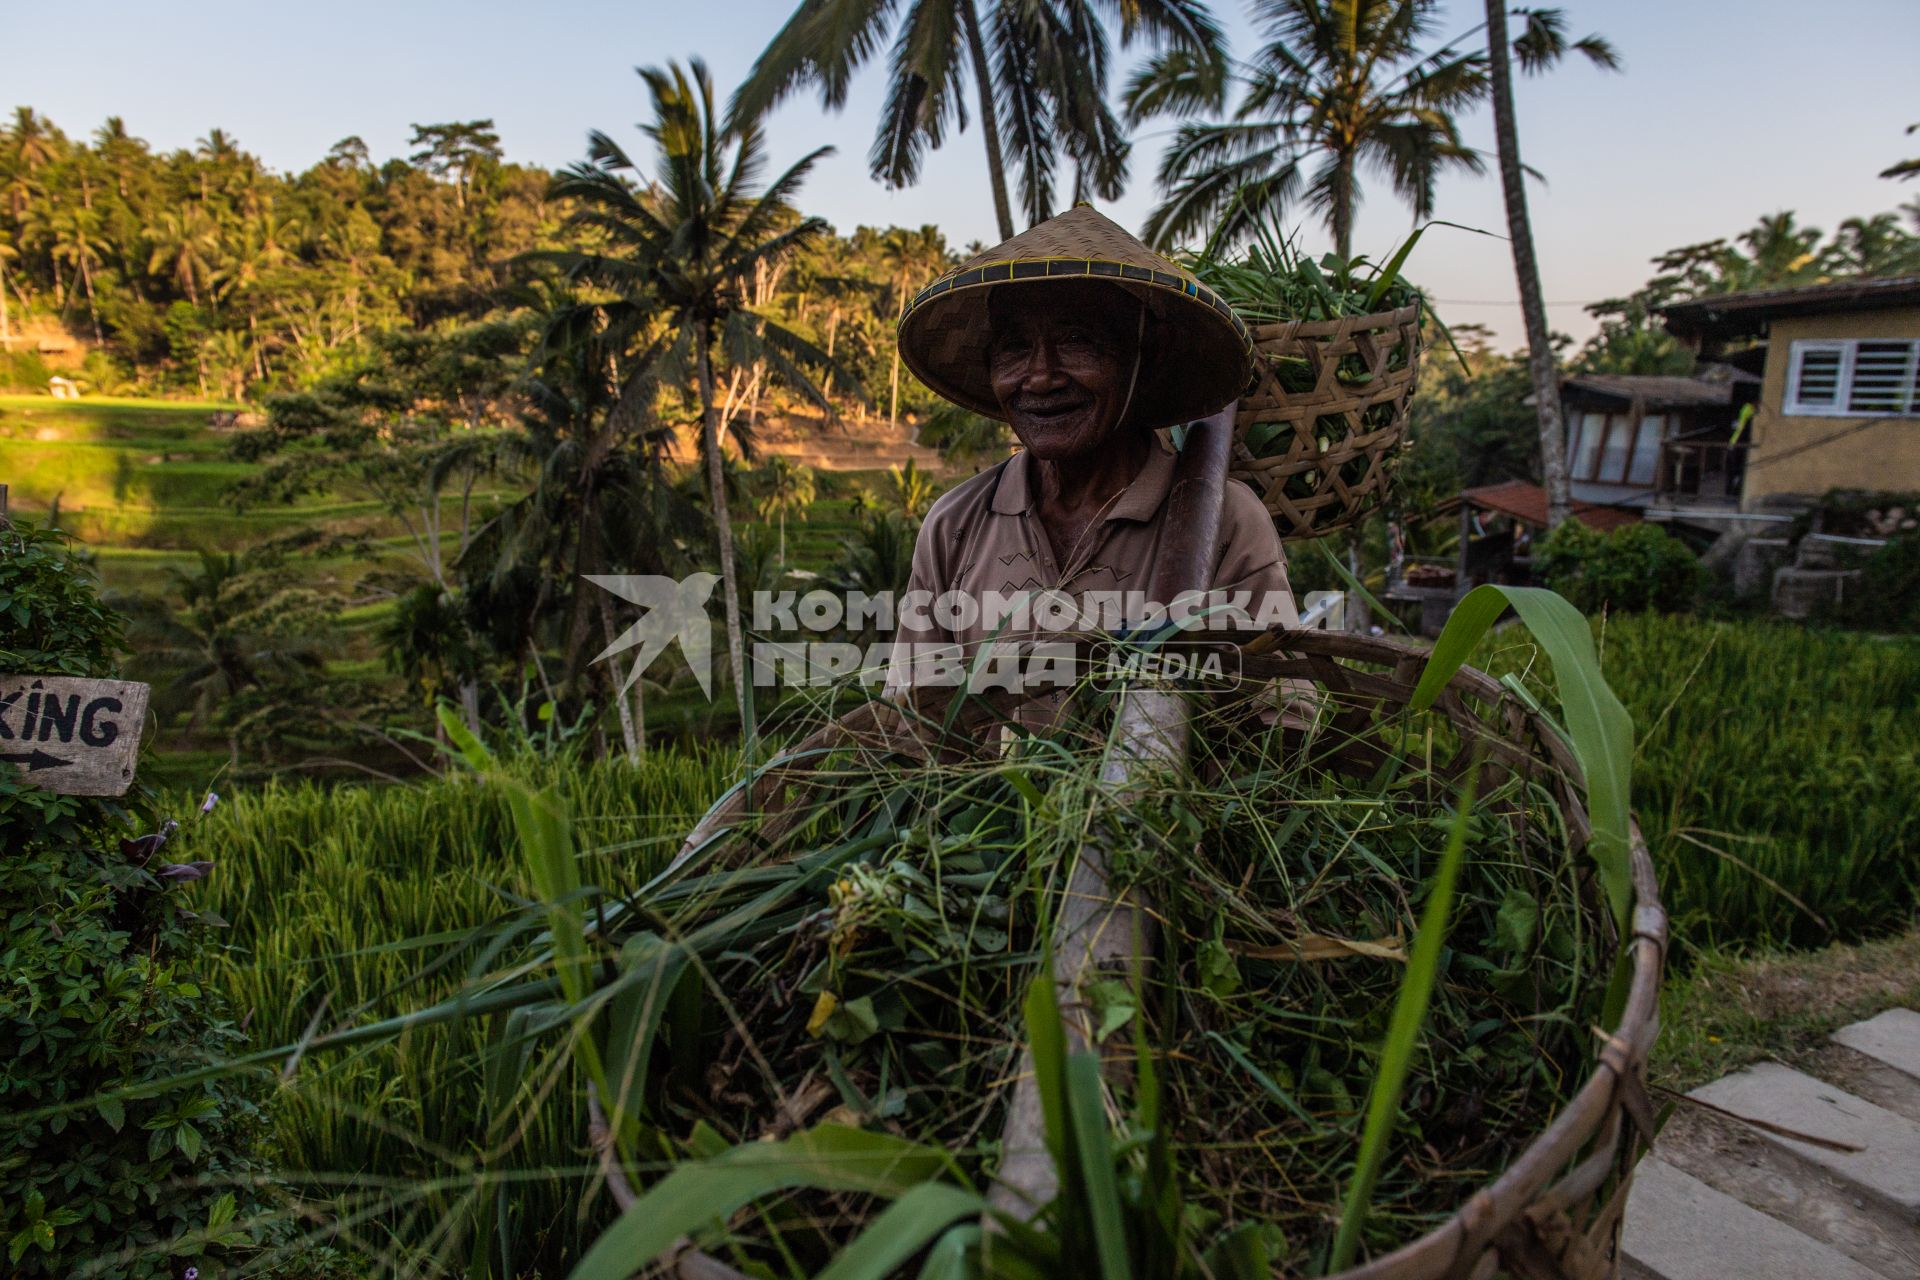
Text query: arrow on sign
2 748 72 772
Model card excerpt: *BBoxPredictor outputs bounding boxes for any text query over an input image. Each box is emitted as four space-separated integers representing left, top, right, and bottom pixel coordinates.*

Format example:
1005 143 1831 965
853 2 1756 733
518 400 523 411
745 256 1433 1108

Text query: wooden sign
0 674 150 796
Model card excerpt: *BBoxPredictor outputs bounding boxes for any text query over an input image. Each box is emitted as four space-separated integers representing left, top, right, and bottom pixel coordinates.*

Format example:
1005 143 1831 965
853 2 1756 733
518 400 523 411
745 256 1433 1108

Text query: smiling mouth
1014 397 1092 426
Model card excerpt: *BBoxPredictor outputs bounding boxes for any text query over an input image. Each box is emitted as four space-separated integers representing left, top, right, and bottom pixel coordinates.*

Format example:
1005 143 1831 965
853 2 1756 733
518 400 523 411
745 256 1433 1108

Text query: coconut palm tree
875 225 950 426
1134 0 1480 253
1481 2 1618 528
527 60 852 746
733 0 1225 241
1134 1 1613 257
756 455 818 566
147 206 219 305
460 327 702 759
48 206 107 342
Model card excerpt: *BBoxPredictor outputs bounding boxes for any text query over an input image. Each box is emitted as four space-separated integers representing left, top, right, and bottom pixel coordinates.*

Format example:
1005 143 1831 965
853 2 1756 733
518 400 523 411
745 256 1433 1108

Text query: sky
8 0 1917 347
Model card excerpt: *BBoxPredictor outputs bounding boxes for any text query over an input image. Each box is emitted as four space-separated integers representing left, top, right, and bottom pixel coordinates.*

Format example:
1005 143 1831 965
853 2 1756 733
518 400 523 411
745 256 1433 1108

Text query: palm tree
1134 1 1612 257
888 457 937 520
147 206 219 305
7 108 58 178
48 207 107 342
527 60 851 745
0 236 16 345
733 1 1225 241
1135 0 1483 254
874 225 950 426
461 324 702 758
1482 3 1619 528
756 455 818 565
122 550 328 766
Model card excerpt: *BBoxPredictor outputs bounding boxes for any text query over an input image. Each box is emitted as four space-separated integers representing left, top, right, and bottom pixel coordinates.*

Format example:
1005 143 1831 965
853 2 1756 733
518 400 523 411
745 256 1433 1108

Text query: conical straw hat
898 205 1254 429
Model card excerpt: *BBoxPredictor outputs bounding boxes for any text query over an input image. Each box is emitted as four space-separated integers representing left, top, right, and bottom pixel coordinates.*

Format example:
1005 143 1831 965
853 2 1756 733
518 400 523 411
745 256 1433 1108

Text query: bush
0 520 298 1277
1535 520 1702 614
1829 531 1920 633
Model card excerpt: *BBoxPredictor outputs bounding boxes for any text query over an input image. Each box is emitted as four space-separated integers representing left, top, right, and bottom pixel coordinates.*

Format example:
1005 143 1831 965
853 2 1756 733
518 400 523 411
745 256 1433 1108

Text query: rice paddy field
1 394 920 783
180 610 1920 1274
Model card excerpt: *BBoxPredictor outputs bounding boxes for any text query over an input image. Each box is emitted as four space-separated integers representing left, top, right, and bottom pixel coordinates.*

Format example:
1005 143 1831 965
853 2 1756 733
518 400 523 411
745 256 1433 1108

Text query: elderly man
888 205 1299 701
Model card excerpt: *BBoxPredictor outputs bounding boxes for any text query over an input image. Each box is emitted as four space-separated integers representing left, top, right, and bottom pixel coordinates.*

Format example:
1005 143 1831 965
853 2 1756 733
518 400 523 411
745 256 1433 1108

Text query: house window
1628 414 1666 486
1785 339 1920 417
1598 414 1634 481
1572 412 1608 479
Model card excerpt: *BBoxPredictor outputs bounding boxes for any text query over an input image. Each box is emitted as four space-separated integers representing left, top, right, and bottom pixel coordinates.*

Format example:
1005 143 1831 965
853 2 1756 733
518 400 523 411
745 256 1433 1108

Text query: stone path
1623 1008 1920 1279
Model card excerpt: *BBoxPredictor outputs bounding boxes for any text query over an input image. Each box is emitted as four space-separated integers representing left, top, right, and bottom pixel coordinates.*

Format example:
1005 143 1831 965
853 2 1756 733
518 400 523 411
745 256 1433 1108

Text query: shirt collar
990 438 1177 522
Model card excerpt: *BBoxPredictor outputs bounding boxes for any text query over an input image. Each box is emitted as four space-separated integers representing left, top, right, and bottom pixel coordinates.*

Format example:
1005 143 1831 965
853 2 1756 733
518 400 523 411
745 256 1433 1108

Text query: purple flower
185 1269 199 1280
120 819 179 865
157 861 214 883
201 792 219 814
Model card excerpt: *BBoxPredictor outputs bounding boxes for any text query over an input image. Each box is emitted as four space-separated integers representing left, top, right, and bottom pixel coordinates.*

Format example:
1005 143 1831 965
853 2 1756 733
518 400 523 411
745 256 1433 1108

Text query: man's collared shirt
888 440 1299 695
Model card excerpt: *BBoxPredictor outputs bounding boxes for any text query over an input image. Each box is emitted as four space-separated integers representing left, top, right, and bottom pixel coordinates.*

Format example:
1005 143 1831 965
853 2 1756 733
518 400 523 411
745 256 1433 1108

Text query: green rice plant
1477 613 1920 948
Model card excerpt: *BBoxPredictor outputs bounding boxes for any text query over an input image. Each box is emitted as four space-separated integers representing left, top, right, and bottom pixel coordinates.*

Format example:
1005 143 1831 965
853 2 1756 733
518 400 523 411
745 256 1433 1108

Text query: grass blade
1410 585 1635 927
814 1183 985 1280
1326 768 1479 1272
567 1125 953 1280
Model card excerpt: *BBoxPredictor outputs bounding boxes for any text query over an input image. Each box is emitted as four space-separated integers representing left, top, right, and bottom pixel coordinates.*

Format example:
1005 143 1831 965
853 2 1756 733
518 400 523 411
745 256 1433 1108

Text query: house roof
1561 370 1757 409
1660 275 1920 342
1437 480 1642 532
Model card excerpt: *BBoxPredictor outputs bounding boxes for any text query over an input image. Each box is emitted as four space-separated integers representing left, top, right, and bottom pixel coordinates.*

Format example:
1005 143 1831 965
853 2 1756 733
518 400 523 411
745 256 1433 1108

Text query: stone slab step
1652 1095 1920 1278
1623 1157 1885 1280
1834 1008 1920 1081
1690 1063 1920 1220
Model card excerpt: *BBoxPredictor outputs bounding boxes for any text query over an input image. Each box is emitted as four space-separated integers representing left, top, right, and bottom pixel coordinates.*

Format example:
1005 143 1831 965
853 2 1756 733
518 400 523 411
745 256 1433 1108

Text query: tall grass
195 749 736 1271
1479 612 1920 949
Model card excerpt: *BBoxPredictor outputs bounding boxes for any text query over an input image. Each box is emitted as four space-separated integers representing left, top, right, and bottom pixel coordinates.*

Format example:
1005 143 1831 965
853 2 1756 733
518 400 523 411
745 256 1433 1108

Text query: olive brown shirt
887 440 1299 699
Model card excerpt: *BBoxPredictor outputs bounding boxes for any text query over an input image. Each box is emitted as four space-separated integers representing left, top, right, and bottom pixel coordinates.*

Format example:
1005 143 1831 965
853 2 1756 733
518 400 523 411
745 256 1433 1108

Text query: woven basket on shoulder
1232 304 1422 541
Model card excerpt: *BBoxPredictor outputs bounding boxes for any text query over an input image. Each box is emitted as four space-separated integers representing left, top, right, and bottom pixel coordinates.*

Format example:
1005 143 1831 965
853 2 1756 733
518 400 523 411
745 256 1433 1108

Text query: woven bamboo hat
898 204 1255 429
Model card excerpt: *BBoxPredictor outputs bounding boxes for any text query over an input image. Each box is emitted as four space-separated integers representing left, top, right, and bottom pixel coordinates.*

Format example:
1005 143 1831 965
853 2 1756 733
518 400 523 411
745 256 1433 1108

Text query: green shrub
1834 531 1920 633
1535 520 1702 614
0 349 52 391
0 520 299 1277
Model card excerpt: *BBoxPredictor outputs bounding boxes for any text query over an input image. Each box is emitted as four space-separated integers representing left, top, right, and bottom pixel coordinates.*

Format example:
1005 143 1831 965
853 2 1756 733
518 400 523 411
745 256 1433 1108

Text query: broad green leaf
1410 584 1635 926
567 1125 950 1280
814 1182 984 1280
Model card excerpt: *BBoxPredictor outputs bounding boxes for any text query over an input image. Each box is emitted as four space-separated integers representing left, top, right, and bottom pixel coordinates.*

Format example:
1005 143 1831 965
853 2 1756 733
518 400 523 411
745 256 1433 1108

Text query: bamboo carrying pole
987 404 1237 1220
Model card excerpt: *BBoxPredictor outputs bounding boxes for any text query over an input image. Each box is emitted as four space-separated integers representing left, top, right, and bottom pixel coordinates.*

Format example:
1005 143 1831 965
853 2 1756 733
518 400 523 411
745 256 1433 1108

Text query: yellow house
1661 277 1920 512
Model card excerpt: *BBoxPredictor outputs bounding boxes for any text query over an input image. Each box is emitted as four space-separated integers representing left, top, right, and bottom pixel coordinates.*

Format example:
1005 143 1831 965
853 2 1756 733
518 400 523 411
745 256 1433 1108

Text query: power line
1430 297 1606 307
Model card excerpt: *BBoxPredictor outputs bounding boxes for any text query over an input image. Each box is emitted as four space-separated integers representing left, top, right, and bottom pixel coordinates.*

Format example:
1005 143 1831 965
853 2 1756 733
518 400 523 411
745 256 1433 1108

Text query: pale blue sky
11 1 1916 344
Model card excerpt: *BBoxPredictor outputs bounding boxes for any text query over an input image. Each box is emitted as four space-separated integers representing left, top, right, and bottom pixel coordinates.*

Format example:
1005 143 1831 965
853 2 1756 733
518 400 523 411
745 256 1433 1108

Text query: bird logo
585 573 721 698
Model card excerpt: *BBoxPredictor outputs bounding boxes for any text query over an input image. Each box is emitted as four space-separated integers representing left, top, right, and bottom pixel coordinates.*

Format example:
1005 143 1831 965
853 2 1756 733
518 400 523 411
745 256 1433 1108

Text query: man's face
986 283 1143 462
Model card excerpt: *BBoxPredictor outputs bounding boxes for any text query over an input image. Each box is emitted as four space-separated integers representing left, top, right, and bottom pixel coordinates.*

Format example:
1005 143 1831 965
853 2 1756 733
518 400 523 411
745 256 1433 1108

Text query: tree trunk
0 256 10 344
1485 0 1570 529
960 0 1017 240
698 326 756 748
598 588 640 761
889 278 907 427
1331 154 1355 261
80 256 102 345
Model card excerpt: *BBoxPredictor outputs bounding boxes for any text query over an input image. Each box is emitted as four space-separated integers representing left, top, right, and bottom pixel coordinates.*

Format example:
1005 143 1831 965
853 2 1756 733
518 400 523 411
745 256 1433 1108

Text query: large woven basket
1232 304 1422 541
667 626 1666 1280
